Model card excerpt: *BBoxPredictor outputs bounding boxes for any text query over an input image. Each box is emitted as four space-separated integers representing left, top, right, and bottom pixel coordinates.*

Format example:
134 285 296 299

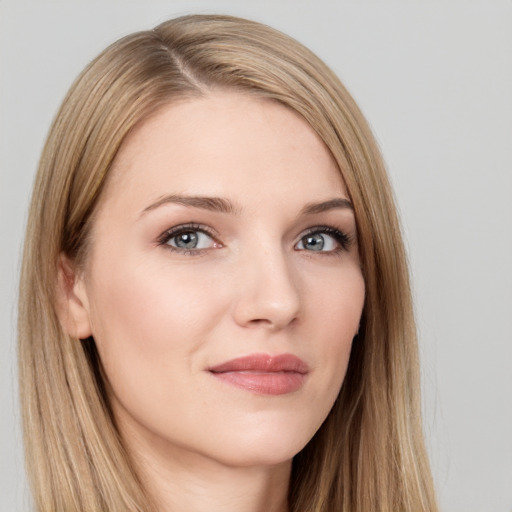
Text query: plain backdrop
1 1 511 511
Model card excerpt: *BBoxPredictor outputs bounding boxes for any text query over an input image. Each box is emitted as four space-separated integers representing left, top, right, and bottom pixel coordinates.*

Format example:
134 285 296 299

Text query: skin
61 91 365 512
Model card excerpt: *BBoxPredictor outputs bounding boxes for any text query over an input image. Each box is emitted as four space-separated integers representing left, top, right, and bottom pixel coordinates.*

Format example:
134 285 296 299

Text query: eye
158 224 220 253
295 227 351 253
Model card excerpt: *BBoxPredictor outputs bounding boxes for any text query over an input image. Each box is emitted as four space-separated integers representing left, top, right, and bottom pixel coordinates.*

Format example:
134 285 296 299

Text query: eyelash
156 223 353 256
157 223 218 256
299 226 353 255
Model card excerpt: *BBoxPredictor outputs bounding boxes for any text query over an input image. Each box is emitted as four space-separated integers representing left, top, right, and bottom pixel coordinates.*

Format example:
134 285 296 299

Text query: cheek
314 269 364 390
85 257 225 399
309 264 364 349
90 251 221 334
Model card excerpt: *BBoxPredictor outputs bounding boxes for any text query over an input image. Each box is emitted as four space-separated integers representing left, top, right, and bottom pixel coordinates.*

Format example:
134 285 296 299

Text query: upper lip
208 353 309 374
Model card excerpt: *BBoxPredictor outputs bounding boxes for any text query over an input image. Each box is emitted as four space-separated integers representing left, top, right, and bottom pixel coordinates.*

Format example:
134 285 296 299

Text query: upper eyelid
157 223 217 245
300 225 340 234
296 226 353 250
298 225 351 239
161 223 215 236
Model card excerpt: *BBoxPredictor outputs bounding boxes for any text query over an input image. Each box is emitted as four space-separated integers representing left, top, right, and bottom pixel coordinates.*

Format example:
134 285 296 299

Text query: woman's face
71 91 365 469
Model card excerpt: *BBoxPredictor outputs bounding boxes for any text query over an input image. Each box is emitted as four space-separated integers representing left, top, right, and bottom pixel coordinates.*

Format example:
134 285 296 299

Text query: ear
55 254 93 339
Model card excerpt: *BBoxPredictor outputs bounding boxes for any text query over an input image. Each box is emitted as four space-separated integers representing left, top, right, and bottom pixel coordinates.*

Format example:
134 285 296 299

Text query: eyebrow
141 195 239 216
300 198 353 215
140 194 353 217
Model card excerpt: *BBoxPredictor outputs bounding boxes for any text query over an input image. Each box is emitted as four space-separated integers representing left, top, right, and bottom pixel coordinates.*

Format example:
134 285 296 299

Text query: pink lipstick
208 353 308 395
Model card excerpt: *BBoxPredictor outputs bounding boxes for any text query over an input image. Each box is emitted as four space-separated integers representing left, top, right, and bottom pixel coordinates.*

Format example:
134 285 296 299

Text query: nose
232 245 301 331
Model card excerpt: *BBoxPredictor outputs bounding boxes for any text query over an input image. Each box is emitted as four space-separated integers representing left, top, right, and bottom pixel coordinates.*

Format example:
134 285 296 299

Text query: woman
18 14 438 512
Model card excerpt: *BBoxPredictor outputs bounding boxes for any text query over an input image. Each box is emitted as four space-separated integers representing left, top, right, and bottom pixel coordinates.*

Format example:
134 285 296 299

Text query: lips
208 353 309 395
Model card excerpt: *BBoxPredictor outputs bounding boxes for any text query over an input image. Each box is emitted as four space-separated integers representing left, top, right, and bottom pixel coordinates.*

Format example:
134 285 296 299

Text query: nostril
248 318 273 326
246 315 299 330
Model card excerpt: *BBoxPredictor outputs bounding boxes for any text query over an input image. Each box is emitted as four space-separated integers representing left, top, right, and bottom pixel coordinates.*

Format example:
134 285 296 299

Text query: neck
125 425 291 512
148 457 290 512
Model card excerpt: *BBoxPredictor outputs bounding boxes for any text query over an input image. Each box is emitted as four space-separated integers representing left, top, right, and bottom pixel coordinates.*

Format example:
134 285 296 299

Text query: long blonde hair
19 14 438 512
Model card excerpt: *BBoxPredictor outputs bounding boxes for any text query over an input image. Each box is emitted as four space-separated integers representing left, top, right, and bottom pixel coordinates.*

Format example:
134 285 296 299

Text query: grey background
1 1 511 511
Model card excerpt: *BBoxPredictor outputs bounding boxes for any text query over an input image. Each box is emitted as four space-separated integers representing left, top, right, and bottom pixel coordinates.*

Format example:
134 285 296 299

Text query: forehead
103 91 346 212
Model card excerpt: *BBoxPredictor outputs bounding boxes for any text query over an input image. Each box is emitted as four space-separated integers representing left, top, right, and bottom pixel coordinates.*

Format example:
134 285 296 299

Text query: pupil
176 231 198 249
304 234 324 251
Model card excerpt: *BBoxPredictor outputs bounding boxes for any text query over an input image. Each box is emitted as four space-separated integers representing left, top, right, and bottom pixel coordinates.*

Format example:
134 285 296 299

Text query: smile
208 353 309 395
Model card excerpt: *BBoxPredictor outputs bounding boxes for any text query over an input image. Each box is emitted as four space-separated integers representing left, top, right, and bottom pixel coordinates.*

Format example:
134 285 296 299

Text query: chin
214 444 302 469
201 419 317 468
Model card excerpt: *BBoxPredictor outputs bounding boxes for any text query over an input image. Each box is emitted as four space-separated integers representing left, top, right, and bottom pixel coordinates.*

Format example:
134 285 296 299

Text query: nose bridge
233 235 301 329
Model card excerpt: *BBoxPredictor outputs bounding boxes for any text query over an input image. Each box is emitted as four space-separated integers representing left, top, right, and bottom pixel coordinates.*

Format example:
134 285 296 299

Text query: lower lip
210 371 306 395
